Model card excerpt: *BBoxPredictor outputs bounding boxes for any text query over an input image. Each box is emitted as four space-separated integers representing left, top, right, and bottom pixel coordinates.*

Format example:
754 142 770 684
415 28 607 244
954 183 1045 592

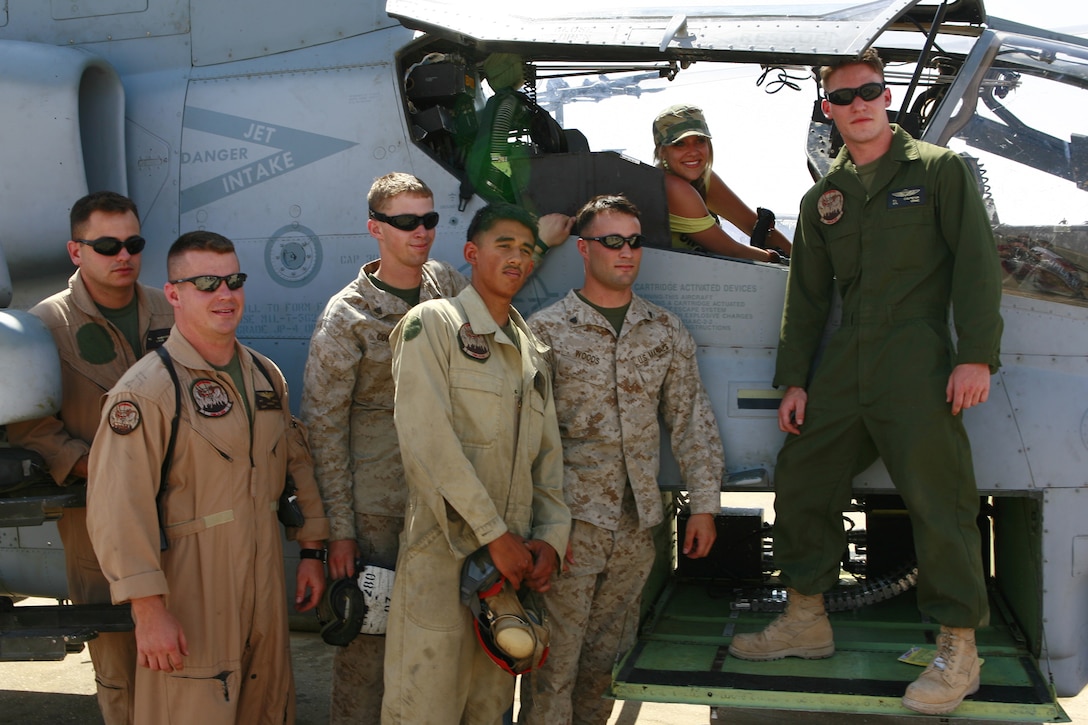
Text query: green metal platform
611 579 1068 723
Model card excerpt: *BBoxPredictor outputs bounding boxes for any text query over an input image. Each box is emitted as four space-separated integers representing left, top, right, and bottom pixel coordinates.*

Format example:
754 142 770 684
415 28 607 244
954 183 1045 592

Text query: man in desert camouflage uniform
522 194 724 725
300 173 466 723
301 173 572 722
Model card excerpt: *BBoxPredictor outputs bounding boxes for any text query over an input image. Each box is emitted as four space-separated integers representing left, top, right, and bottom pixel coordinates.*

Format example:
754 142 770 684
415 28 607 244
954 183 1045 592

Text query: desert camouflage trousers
520 492 655 725
330 513 401 725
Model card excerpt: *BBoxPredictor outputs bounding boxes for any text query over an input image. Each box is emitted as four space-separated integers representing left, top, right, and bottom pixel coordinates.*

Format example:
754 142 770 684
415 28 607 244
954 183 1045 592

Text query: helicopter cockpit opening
397 37 680 247
948 32 1088 307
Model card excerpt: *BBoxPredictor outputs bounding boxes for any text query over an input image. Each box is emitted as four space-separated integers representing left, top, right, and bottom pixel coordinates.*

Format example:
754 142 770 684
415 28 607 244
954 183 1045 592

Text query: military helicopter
2 0 1087 720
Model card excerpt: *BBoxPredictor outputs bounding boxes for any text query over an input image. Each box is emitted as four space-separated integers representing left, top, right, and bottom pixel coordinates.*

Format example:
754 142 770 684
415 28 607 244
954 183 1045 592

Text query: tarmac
0 609 1085 724
0 619 704 724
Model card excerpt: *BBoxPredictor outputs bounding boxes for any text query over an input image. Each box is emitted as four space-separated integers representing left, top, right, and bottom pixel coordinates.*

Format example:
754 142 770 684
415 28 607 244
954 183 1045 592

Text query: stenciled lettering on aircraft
633 279 762 333
179 108 357 213
182 148 250 164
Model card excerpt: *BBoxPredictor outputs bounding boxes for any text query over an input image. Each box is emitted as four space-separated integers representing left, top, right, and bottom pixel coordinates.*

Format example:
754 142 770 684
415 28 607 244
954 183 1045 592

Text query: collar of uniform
162 326 250 375
828 123 920 178
561 289 655 332
356 258 454 317
454 284 539 352
888 124 922 162
68 269 104 319
68 268 156 325
456 284 500 337
355 257 406 318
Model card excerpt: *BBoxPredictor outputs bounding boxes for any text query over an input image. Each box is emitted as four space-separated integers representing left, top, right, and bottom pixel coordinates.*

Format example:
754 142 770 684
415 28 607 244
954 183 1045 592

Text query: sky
983 0 1088 35
557 2 1088 231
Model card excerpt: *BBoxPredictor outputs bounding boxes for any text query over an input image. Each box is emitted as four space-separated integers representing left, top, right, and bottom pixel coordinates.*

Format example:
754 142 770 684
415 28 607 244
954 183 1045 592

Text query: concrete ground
0 619 1085 724
0 623 701 724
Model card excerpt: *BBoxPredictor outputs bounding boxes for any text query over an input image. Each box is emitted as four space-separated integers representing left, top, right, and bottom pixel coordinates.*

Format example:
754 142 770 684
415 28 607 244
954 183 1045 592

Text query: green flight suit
773 126 1003 627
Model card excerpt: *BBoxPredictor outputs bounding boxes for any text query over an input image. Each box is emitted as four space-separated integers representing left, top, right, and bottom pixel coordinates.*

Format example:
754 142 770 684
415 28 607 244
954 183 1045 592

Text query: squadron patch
402 315 422 342
190 378 233 417
817 189 844 225
458 323 490 361
108 401 141 435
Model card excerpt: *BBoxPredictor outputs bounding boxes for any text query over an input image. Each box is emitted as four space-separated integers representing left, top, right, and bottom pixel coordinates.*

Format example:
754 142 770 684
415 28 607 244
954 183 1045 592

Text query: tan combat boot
728 588 835 660
901 625 981 715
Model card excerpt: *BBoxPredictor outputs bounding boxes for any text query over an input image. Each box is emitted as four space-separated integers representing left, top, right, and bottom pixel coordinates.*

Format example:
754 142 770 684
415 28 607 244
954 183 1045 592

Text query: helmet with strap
317 560 396 645
459 546 550 674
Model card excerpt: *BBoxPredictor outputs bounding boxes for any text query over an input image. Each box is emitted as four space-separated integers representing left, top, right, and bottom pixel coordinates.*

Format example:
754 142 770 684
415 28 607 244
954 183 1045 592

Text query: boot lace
931 630 958 672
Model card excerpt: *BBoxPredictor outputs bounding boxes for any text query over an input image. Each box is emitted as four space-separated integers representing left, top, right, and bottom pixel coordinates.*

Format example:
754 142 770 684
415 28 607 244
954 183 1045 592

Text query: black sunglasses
76 235 147 256
368 208 440 231
582 234 645 250
825 82 885 106
170 273 248 292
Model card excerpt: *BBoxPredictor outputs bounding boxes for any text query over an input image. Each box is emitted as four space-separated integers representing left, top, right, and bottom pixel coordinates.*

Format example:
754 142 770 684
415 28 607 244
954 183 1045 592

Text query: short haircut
70 191 139 239
574 194 641 236
367 172 433 212
167 231 236 278
466 203 538 243
819 47 885 89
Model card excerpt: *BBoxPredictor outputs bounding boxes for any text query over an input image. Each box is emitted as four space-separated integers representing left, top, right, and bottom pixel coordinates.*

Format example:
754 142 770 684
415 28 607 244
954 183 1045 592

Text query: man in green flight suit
728 49 1004 717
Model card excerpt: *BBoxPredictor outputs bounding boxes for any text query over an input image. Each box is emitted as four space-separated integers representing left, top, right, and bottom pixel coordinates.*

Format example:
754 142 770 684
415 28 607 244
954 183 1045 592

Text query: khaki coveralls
86 329 329 725
773 126 1004 627
301 258 467 723
523 291 724 725
382 286 571 725
6 270 173 724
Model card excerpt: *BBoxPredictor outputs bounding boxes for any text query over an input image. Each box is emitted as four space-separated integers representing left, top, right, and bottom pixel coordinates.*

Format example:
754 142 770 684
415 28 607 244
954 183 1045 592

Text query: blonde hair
367 172 433 212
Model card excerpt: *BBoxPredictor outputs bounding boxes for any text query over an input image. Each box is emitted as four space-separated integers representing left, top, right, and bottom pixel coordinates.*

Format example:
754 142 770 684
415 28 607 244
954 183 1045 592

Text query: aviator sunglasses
76 235 147 256
581 234 646 250
825 82 886 106
170 273 248 292
369 208 440 231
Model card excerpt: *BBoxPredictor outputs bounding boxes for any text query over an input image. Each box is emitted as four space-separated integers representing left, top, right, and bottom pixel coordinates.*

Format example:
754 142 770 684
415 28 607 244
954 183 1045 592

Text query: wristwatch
299 548 327 562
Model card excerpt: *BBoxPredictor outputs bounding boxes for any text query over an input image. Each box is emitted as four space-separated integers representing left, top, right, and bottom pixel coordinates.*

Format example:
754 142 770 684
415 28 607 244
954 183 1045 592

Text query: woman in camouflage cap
653 103 790 261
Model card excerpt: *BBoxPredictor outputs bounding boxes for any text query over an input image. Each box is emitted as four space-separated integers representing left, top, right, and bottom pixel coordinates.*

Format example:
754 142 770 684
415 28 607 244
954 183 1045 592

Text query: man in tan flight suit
86 231 329 724
382 203 571 725
7 190 173 724
522 195 723 724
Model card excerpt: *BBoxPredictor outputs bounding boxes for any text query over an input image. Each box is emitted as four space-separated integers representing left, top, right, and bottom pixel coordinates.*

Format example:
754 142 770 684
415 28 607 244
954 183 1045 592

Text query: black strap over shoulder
154 346 181 551
249 354 305 529
152 348 303 542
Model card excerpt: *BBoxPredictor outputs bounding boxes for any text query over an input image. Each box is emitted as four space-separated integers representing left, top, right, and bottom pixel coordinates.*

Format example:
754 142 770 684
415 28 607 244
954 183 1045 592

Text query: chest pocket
449 367 503 448
882 205 937 271
553 347 617 431
556 347 612 387
823 214 862 286
363 329 394 365
256 405 288 459
521 381 548 457
631 342 674 392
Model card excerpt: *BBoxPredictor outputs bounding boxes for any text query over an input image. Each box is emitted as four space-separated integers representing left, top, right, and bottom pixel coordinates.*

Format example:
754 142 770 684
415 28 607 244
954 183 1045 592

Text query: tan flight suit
382 285 571 725
522 291 724 725
6 270 173 725
86 329 329 725
301 258 467 723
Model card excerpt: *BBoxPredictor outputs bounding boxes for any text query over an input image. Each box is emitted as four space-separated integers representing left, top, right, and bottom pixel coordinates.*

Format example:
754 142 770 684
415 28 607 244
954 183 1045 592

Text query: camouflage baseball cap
653 104 712 147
